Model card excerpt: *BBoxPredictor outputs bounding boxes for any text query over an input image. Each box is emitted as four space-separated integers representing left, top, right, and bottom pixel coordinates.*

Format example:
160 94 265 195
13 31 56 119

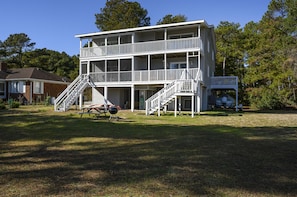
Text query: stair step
146 78 197 115
54 75 90 112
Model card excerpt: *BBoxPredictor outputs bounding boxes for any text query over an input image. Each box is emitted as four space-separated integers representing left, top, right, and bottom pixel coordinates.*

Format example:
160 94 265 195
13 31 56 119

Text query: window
107 37 118 45
10 81 25 93
183 98 191 110
120 35 132 44
0 82 5 96
170 62 186 69
33 81 44 94
169 33 193 39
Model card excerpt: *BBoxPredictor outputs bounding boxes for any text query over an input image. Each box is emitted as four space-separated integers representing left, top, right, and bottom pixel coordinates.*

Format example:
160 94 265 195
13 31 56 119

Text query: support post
131 85 134 112
145 100 148 115
87 61 90 75
236 88 238 112
186 52 189 79
191 95 194 117
148 55 151 81
158 92 161 116
197 84 201 114
79 93 83 110
164 53 167 81
163 83 167 113
174 95 177 117
132 56 134 82
104 86 108 105
178 96 182 115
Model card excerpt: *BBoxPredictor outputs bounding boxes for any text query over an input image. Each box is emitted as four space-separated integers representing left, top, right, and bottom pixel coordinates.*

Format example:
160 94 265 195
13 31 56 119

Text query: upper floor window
33 81 44 94
169 33 193 39
107 37 118 45
120 35 132 44
170 62 186 69
10 81 25 93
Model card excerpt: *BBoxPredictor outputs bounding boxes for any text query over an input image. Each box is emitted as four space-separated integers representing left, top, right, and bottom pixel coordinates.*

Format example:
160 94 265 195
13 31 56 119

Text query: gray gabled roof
0 71 8 80
4 67 69 83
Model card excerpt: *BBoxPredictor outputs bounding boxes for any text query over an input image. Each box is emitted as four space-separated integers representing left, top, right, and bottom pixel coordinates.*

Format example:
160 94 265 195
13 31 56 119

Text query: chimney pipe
0 62 8 72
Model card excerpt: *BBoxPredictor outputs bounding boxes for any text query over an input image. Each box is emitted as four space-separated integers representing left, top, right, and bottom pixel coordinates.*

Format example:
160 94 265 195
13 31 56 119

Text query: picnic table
79 104 109 118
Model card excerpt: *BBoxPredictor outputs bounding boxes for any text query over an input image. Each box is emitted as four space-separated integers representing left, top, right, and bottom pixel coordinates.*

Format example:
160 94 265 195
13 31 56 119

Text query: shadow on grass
0 109 296 196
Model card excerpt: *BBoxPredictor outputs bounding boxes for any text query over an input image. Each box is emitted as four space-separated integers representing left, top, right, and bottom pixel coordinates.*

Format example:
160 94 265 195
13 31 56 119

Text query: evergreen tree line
0 0 296 109
215 0 297 109
0 33 79 80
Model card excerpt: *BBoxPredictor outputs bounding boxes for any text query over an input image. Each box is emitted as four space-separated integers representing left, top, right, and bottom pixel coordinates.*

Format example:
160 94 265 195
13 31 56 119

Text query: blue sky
0 0 271 56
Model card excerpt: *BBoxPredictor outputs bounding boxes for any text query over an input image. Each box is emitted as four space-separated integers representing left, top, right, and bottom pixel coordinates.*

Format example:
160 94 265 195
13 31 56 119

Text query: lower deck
83 82 218 112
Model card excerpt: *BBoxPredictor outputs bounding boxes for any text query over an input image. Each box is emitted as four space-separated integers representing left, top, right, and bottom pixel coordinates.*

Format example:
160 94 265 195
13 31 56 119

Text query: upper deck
76 20 214 59
80 37 203 58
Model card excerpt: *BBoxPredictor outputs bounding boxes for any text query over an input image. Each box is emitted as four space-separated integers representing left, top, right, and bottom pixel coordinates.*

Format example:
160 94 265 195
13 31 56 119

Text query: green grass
0 106 296 196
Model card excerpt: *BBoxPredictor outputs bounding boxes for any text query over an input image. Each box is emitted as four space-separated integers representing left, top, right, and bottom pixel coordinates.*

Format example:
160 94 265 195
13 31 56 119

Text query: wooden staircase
54 74 94 112
145 70 201 116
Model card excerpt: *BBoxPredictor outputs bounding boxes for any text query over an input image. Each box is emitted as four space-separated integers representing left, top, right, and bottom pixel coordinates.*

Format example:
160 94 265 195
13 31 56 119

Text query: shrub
45 96 51 106
0 103 5 110
10 101 20 108
249 87 285 110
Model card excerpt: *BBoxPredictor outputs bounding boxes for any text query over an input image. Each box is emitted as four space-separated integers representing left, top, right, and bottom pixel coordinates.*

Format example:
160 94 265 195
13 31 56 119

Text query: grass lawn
0 106 296 197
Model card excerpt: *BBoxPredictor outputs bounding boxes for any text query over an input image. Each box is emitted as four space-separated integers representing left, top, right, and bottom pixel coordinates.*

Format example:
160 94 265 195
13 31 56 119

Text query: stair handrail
145 80 176 115
195 69 202 82
54 74 88 111
62 81 89 110
145 78 197 115
55 75 82 103
145 69 201 115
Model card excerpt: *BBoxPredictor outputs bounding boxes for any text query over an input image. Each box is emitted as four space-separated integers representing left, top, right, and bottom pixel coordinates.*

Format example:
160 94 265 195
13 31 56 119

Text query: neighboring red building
0 62 70 104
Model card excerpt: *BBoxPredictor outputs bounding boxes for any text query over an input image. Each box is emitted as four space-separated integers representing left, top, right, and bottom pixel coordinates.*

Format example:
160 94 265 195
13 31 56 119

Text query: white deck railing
88 68 199 83
210 76 238 90
80 37 203 58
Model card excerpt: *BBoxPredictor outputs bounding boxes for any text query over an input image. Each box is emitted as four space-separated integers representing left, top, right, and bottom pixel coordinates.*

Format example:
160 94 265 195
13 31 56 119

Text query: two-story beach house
54 20 238 116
